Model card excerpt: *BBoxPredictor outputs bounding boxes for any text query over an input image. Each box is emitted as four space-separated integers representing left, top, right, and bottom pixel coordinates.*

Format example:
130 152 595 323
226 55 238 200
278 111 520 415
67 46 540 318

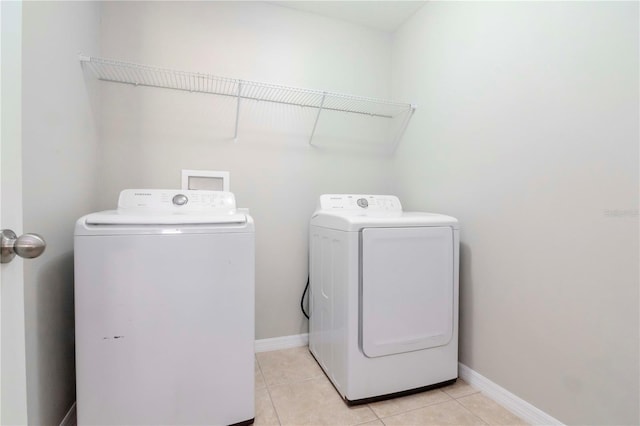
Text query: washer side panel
74 232 255 425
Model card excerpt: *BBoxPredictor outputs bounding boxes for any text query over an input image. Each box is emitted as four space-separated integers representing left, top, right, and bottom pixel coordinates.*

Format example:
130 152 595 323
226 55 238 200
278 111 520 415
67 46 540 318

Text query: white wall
22 2 101 424
98 1 395 339
391 2 639 424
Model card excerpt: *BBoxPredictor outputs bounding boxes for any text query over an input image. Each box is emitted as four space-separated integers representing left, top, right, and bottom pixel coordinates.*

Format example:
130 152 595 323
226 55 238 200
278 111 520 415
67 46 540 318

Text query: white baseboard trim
59 401 76 426
255 333 308 353
458 363 563 426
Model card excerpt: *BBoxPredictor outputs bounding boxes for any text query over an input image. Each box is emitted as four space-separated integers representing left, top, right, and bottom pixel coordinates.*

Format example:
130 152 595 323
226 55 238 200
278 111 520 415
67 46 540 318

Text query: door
0 1 29 424
360 226 454 358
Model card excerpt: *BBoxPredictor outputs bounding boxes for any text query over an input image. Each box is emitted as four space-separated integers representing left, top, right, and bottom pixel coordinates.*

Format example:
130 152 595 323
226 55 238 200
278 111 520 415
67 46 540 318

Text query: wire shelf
80 55 416 147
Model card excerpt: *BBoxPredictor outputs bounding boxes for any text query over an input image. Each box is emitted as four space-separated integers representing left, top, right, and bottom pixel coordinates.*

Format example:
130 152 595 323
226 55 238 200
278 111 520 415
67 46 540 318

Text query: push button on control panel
172 194 188 206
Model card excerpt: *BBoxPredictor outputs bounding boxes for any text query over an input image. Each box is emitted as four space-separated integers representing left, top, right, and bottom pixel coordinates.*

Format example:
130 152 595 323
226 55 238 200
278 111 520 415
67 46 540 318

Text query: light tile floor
254 347 528 426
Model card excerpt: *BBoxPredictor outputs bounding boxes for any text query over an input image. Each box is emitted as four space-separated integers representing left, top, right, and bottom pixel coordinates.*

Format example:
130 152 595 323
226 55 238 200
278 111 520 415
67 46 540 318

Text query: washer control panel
318 194 402 212
118 189 236 212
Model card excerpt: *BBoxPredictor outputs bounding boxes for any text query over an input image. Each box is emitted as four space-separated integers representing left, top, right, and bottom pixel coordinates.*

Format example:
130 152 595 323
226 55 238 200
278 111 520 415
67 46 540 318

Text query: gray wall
391 2 639 424
22 2 101 424
98 1 396 339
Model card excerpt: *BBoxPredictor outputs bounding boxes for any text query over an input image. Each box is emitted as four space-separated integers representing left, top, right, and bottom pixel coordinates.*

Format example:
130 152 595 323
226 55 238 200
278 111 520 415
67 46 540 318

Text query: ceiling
270 1 426 32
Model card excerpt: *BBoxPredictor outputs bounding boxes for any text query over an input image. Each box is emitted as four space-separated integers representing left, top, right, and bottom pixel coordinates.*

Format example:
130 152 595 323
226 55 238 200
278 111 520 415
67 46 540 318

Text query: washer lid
84 210 247 225
85 189 246 225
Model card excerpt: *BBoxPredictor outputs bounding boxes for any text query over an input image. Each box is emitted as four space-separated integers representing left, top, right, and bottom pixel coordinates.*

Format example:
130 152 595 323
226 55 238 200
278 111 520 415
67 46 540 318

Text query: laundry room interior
4 1 638 426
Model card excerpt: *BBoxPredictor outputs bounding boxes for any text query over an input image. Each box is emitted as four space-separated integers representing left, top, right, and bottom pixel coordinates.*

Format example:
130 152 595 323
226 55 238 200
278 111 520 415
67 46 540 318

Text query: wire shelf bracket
79 55 417 150
234 80 242 142
309 92 326 145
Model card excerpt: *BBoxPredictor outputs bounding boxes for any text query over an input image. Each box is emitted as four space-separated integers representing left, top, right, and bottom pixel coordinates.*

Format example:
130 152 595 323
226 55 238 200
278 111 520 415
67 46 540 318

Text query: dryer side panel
361 226 454 358
309 226 350 395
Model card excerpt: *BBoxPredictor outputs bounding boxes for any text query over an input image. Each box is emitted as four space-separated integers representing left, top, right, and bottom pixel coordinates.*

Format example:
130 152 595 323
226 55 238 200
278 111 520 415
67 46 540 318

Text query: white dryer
309 194 459 404
74 189 255 426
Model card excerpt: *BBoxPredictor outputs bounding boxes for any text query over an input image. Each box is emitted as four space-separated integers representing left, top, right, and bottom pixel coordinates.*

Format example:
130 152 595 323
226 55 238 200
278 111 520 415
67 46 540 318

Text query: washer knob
172 194 188 206
357 198 369 208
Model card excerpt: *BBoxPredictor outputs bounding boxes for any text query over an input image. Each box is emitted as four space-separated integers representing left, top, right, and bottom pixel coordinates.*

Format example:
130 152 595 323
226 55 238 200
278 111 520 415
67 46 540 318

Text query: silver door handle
1 229 46 263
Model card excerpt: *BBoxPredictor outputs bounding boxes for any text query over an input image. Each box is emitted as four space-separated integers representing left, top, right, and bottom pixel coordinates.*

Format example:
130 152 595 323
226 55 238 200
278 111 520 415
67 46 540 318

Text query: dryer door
360 226 453 358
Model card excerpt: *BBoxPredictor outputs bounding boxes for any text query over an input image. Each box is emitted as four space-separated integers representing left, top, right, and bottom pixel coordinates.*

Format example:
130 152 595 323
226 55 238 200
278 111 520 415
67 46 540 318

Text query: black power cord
300 276 310 319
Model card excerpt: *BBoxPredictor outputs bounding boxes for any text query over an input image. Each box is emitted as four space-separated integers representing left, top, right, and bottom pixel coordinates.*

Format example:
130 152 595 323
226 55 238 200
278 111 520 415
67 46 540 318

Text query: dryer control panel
318 194 402 212
118 189 236 213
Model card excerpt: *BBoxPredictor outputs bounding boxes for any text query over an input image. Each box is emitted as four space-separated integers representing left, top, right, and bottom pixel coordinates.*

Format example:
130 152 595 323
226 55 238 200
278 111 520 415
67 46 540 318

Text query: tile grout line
266 373 327 388
375 396 457 422
456 389 528 424
351 416 384 426
445 389 481 399
366 402 383 422
457 392 526 425
441 380 481 400
256 347 325 388
264 387 284 426
256 356 284 426
451 398 489 426
373 389 455 418
448 383 504 424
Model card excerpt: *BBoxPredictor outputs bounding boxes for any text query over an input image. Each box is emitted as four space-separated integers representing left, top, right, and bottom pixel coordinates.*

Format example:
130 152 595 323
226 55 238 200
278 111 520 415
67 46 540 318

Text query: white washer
309 194 459 404
74 189 255 426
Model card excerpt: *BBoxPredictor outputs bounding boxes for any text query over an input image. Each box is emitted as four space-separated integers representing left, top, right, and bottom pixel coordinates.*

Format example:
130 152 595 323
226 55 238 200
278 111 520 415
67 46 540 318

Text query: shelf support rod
234 80 242 142
309 92 326 145
387 105 417 154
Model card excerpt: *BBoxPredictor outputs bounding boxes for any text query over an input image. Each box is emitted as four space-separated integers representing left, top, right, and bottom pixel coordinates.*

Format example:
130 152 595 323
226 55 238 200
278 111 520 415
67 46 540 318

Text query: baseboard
59 402 76 426
458 363 563 425
254 333 308 353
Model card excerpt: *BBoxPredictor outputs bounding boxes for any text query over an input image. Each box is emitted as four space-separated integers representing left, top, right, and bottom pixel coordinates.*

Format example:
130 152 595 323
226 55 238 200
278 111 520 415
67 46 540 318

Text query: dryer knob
357 198 369 208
